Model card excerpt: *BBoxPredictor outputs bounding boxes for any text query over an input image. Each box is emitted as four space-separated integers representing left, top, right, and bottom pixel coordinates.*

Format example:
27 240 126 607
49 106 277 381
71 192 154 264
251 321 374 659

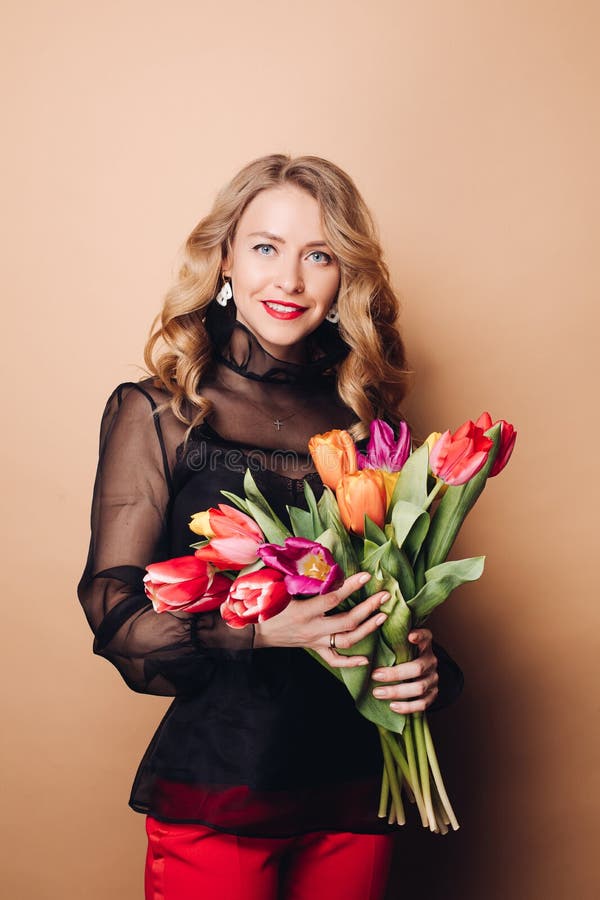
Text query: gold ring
329 633 338 651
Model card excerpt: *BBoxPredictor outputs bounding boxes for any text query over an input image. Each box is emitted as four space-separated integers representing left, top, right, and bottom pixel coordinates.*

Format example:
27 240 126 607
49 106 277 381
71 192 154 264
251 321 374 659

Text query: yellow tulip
424 432 442 457
380 470 400 508
188 510 215 538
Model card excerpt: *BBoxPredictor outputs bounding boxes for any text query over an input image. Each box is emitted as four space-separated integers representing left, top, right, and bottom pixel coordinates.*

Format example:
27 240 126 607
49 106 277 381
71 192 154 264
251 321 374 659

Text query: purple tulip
257 537 344 596
356 419 411 472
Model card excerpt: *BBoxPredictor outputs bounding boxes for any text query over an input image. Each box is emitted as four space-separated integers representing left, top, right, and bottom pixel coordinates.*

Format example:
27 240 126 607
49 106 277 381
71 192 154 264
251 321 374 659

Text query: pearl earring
215 279 233 307
325 301 339 324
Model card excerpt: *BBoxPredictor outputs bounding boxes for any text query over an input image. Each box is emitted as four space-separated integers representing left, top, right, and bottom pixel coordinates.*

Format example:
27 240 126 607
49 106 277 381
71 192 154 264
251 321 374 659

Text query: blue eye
309 251 332 264
252 244 333 264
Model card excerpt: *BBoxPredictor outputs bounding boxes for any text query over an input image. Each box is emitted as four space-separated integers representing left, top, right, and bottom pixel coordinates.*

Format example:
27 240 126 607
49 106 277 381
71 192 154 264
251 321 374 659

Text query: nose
274 257 304 294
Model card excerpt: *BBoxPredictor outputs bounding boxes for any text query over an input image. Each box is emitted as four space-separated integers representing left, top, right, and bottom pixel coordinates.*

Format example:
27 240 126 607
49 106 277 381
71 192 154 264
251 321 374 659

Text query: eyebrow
247 230 330 249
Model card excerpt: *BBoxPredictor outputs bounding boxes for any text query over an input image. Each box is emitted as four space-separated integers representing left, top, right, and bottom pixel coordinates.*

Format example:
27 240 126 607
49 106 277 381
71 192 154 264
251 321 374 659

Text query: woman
78 154 464 900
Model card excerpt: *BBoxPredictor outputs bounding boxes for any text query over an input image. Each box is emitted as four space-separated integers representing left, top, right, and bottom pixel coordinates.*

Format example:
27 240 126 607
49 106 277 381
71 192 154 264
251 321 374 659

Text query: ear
221 244 232 279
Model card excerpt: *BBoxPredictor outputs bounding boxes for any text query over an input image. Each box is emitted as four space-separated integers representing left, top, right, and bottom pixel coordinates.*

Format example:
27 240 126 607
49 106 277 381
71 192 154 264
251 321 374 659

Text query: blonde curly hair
142 153 411 446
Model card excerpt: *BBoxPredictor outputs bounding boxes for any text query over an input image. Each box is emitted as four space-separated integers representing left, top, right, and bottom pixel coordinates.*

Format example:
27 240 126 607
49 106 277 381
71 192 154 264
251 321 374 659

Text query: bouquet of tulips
143 411 516 833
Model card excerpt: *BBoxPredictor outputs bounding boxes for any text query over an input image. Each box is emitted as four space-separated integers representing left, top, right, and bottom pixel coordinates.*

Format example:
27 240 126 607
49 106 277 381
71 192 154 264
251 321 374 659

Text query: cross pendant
273 419 283 430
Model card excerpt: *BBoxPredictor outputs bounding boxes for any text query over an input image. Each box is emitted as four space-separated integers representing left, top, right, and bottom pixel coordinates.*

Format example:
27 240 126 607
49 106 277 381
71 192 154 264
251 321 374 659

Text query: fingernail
379 592 390 603
373 688 387 698
390 703 403 711
371 671 385 681
375 614 387 625
355 658 369 666
359 573 370 584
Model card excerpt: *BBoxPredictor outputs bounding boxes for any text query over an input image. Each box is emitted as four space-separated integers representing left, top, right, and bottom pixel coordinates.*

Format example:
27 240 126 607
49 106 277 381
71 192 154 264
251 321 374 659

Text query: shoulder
99 379 174 441
103 377 171 414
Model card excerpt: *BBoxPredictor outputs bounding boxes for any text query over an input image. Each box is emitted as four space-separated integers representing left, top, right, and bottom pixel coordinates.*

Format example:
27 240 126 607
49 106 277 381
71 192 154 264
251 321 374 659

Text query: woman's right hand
253 571 389 668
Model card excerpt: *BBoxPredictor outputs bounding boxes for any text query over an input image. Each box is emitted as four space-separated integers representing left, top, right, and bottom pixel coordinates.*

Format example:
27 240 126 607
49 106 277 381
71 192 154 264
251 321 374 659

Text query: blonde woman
78 154 463 900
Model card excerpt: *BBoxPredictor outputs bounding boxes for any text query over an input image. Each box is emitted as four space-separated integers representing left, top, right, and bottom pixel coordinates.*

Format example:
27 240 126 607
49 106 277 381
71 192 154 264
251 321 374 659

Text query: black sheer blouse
77 308 463 837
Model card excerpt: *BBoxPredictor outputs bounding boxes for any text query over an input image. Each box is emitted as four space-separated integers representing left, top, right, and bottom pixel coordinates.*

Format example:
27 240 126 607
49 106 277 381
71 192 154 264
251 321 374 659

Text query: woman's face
221 184 340 362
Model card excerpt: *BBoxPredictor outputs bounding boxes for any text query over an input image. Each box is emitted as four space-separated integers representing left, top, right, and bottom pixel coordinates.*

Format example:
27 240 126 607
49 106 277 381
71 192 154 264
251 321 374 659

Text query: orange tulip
308 429 358 490
336 469 387 535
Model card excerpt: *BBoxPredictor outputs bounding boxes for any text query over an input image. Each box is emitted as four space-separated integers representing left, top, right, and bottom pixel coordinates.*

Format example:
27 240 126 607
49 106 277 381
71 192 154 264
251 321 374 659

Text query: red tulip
475 412 517 476
336 469 387 535
429 420 493 486
220 568 291 628
143 555 231 614
192 504 265 569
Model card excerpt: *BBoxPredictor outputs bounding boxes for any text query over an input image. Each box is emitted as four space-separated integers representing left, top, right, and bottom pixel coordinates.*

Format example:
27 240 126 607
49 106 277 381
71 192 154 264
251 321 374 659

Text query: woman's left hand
371 628 439 714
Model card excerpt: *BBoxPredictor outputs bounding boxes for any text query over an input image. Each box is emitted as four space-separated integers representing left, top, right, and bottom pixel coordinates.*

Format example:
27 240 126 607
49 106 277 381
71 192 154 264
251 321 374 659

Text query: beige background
2 1 598 898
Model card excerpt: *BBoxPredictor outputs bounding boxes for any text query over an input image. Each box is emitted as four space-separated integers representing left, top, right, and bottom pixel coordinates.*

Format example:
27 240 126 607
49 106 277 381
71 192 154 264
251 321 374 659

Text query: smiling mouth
261 300 308 321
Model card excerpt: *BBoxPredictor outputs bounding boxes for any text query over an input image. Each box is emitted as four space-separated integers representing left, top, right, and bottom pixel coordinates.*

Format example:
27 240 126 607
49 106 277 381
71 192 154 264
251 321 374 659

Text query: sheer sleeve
77 382 253 698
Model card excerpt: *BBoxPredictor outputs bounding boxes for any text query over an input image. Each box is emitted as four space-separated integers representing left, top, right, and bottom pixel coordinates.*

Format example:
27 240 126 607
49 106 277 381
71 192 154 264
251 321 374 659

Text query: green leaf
245 499 290 544
314 529 358 596
237 559 265 576
359 540 415 605
304 479 325 536
364 514 388 545
377 570 412 662
422 423 502 569
316 486 340 527
219 490 251 516
338 632 408 734
390 500 430 562
316 487 359 577
287 505 315 539
188 538 211 550
242 469 292 540
386 443 429 513
408 556 485 623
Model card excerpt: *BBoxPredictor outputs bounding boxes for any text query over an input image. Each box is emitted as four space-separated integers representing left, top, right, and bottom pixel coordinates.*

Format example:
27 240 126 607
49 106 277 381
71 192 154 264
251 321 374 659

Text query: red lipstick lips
261 300 307 320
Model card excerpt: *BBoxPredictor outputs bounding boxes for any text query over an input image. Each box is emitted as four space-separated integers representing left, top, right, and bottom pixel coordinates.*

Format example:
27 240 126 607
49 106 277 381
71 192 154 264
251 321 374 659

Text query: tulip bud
475 413 517 477
308 429 358 490
220 569 291 628
189 510 215 538
143 555 229 614
257 537 344 595
429 421 493 486
336 469 387 535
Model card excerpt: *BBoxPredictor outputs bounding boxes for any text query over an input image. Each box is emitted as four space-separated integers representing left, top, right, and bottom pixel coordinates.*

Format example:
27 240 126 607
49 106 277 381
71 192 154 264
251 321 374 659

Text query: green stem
422 714 460 831
378 762 389 818
381 730 411 785
379 728 405 825
423 478 444 511
401 718 428 827
431 778 450 827
413 713 436 830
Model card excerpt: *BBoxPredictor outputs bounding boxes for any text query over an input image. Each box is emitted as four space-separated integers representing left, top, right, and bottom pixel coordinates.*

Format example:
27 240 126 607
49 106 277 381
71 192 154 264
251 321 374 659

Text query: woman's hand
371 629 439 713
253 571 389 668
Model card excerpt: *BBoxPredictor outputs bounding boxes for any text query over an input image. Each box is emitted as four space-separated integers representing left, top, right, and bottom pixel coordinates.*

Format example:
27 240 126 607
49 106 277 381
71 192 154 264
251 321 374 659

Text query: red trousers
144 815 394 900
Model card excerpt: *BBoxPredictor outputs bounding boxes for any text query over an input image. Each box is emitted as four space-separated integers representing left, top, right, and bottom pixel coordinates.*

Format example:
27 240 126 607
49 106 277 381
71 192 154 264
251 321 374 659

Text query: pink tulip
257 537 344 595
357 419 411 472
193 504 265 569
475 412 517 476
143 555 230 614
220 569 291 628
429 420 493 486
